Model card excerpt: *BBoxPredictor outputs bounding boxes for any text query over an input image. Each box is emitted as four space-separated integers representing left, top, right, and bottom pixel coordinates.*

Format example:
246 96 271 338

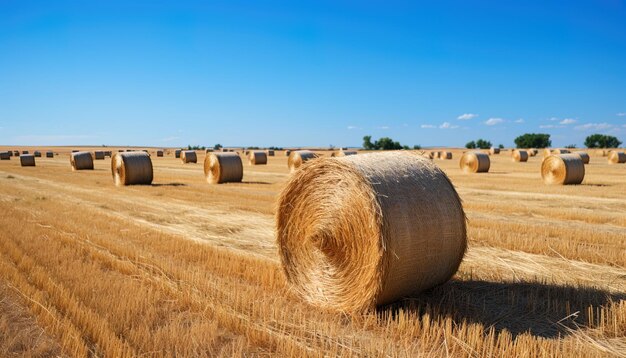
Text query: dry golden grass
0 146 624 357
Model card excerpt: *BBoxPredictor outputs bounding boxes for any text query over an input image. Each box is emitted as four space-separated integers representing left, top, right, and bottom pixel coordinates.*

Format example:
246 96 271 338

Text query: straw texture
111 152 153 186
489 147 500 155
542 148 552 158
70 152 94 171
574 151 590 164
204 152 243 184
276 151 467 312
541 154 585 185
512 150 529 162
608 151 626 164
288 150 318 172
459 152 490 173
181 150 197 163
20 155 35 167
0 151 9 160
249 151 268 165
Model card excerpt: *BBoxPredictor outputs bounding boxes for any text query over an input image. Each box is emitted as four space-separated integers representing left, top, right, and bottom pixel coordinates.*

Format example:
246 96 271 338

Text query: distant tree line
511 133 621 149
584 134 622 148
465 139 492 149
362 136 420 150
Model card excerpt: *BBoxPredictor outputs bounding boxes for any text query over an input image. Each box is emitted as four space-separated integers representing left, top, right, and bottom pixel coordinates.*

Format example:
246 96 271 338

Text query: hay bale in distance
528 148 538 157
440 151 452 160
204 152 243 184
574 151 590 164
93 151 105 160
338 150 357 157
181 150 197 163
552 149 571 155
71 151 94 171
285 150 292 156
46 151 54 158
20 154 36 167
459 152 490 173
249 151 268 165
22 150 29 154
267 150 275 157
489 147 500 155
156 150 164 157
288 150 318 172
34 151 41 157
596 149 608 157
512 150 529 162
175 149 181 158
111 152 153 186
541 154 585 185
276 151 466 312
608 151 626 164
0 151 10 160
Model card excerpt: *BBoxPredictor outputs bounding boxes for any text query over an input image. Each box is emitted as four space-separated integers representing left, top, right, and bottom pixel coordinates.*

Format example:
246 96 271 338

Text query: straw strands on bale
489 147 500 155
608 151 626 164
574 151 590 164
440 151 452 160
542 148 552 158
111 152 153 186
541 154 585 185
20 154 35 167
204 152 243 184
249 151 268 165
512 150 529 162
93 151 105 160
175 149 181 158
46 151 54 158
70 152 94 171
0 151 10 160
288 150 318 172
459 152 490 173
276 151 466 312
267 150 275 157
156 150 164 157
181 150 197 163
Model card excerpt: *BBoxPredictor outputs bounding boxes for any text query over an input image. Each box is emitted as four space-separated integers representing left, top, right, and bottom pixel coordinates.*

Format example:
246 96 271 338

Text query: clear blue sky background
1 0 625 148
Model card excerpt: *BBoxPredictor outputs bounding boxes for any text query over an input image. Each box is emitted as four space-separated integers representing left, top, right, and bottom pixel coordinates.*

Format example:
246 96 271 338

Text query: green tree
584 134 622 148
214 144 223 150
363 136 374 150
465 141 476 149
475 139 492 149
514 133 551 148
375 137 403 150
413 144 422 150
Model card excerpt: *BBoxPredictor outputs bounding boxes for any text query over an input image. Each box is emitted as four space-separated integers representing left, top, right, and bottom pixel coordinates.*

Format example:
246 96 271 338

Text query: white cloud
514 118 525 123
617 113 626 117
539 124 561 129
548 117 560 121
347 126 360 130
484 118 504 126
457 113 478 120
420 124 436 129
378 126 390 129
559 118 577 125
161 136 180 142
439 122 459 129
574 123 613 131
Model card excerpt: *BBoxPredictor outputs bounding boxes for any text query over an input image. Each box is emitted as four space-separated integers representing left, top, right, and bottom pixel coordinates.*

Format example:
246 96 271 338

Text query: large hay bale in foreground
541 154 585 185
512 150 529 162
459 152 490 173
249 151 268 165
111 152 153 186
276 152 467 312
204 152 243 184
608 151 626 164
20 155 35 167
489 147 500 155
0 151 10 160
71 152 94 171
93 151 105 160
574 151 590 164
46 151 54 158
288 150 318 172
181 150 197 163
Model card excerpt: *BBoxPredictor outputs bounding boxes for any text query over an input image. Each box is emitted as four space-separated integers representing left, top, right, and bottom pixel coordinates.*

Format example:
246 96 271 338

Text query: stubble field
0 146 624 357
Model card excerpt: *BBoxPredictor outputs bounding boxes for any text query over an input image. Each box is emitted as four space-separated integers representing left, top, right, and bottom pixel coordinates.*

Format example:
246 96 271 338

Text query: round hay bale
175 149 181 158
459 152 490 173
22 150 29 154
93 151 105 160
204 152 243 184
276 151 466 312
156 150 164 157
574 151 590 164
552 149 570 155
337 150 357 157
541 154 585 185
440 151 452 160
542 148 552 158
0 151 10 160
267 150 275 157
111 152 153 186
288 150 318 172
34 151 41 157
596 149 607 157
205 148 214 153
70 151 94 171
608 151 626 164
512 150 529 162
20 154 36 167
528 148 537 157
181 150 197 163
46 151 54 158
249 151 268 165
13 151 19 156
71 150 78 153
7 151 13 157
489 147 500 155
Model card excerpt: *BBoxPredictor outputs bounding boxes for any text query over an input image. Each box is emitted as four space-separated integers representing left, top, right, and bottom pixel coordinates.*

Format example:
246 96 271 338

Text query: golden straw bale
595 149 607 157
204 152 243 184
70 152 94 171
20 154 35 167
181 150 197 163
0 151 10 160
267 150 275 157
574 151 590 164
440 151 452 160
93 151 105 160
111 152 153 186
542 148 552 158
156 150 164 157
276 151 466 312
175 149 181 158
288 150 318 172
34 151 41 157
459 152 490 173
608 151 626 164
46 151 54 158
552 149 570 155
527 148 537 157
249 151 268 165
512 150 529 162
489 147 500 155
541 154 585 185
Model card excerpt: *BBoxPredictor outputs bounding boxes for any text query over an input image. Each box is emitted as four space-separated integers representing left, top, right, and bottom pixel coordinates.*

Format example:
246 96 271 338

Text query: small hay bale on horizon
156 150 164 157
46 151 54 158
489 147 500 155
0 151 10 160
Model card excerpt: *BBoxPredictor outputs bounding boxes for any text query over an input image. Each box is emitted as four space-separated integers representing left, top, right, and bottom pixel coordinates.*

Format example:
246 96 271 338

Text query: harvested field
0 146 624 357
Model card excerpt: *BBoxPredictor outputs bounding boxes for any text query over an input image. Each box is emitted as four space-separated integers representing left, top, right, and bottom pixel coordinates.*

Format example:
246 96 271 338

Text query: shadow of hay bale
380 279 625 339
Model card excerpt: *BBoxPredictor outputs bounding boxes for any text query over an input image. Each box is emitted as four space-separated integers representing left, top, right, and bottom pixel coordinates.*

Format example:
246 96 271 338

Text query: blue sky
1 0 625 148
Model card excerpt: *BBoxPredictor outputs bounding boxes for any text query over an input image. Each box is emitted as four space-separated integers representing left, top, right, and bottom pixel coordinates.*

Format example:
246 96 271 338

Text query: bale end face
204 153 243 184
608 151 626 164
111 152 153 186
459 152 490 173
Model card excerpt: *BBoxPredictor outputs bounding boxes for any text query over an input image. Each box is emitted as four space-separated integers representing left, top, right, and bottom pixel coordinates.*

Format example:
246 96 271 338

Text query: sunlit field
0 146 624 357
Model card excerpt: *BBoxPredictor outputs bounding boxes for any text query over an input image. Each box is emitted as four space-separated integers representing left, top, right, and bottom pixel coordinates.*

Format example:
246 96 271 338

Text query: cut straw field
0 147 624 357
